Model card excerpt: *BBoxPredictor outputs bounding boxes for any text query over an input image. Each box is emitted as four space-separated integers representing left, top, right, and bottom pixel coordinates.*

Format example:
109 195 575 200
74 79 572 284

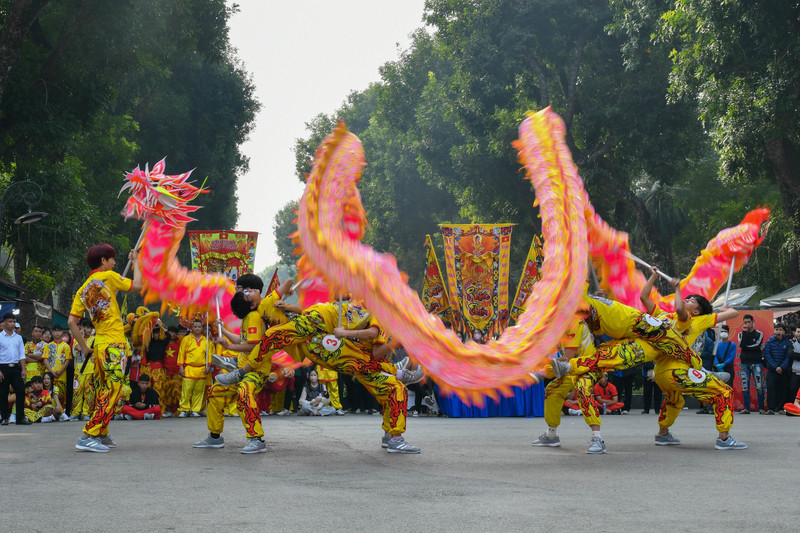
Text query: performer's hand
646 369 655 381
333 327 348 338
274 301 289 310
179 367 185 377
649 266 659 278
129 248 139 260
668 277 680 289
204 365 211 375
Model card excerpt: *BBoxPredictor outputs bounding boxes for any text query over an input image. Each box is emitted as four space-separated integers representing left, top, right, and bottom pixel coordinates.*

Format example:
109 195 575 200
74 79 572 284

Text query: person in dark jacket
737 314 765 414
120 374 161 420
763 324 792 414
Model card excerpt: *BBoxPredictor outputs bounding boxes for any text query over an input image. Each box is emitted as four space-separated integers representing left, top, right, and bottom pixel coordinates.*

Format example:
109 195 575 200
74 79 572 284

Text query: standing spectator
737 314 765 414
159 326 182 417
121 374 161 420
71 318 95 421
641 361 662 414
0 312 29 425
790 326 800 402
763 324 792 415
714 325 737 384
177 319 210 418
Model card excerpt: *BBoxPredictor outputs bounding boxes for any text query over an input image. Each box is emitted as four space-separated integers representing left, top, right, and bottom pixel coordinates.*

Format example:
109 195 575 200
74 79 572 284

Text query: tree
611 0 800 284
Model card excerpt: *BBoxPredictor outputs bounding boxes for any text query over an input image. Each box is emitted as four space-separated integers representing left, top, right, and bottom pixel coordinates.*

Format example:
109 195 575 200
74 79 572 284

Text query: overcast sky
226 1 428 272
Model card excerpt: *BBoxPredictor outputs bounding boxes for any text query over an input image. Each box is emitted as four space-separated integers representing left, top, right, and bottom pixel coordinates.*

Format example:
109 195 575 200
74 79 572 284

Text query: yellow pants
570 339 651 375
180 378 207 413
25 405 54 422
655 366 734 432
71 373 95 417
583 294 701 369
320 380 341 410
83 343 129 437
255 313 407 434
207 372 265 438
544 374 602 428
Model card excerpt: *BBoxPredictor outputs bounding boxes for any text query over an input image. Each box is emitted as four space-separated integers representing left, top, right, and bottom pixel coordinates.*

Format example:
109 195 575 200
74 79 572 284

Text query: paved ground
2 410 798 532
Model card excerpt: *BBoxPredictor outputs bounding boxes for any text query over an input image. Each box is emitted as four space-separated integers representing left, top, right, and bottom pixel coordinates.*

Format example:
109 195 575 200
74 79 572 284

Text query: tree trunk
764 137 800 286
0 0 52 106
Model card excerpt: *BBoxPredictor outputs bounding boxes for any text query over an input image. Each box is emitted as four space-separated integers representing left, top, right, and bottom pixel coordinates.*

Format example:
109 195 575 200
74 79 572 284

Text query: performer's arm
671 278 688 322
640 266 659 314
275 279 293 298
715 307 739 324
333 326 379 340
129 249 143 292
274 300 302 314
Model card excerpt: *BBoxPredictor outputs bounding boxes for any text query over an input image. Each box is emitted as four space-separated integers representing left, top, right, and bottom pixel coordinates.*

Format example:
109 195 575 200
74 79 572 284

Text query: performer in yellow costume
69 244 141 453
178 319 210 416
217 299 421 454
532 321 605 453
70 318 96 421
196 274 293 454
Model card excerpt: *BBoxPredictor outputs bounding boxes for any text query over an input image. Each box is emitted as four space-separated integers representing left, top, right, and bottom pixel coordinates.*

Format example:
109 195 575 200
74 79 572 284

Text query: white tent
711 286 758 310
759 283 800 308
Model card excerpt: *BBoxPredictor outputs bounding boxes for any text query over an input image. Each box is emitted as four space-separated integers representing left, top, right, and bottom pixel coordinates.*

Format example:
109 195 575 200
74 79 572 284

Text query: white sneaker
211 354 239 372
76 435 110 453
162 411 173 418
531 433 561 447
386 436 421 454
241 437 267 454
190 412 201 418
178 411 187 418
41 415 55 423
193 434 225 448
143 413 155 420
587 436 607 454
551 359 571 379
59 413 70 422
335 409 346 416
276 409 291 416
123 414 134 421
715 435 748 450
9 414 17 423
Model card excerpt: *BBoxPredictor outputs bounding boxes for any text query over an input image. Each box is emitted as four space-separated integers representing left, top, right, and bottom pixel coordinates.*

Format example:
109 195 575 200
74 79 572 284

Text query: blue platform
436 383 545 417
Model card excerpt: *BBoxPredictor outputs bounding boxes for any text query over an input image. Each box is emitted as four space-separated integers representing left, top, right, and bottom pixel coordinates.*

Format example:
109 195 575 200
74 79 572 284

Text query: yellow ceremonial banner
421 235 455 325
510 235 544 323
440 224 514 337
188 230 258 280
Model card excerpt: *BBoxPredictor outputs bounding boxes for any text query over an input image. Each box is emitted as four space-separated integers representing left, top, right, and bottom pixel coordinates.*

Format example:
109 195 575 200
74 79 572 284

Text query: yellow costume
178 334 209 413
24 341 47 378
71 336 96 418
69 269 133 438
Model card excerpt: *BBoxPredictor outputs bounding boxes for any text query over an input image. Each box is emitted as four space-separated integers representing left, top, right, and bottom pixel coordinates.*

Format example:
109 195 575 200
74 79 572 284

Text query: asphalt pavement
2 409 797 532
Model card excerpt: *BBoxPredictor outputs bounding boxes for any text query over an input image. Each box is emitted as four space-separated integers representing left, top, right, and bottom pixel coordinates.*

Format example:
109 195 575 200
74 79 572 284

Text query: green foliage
273 200 299 266
0 0 258 308
21 264 54 300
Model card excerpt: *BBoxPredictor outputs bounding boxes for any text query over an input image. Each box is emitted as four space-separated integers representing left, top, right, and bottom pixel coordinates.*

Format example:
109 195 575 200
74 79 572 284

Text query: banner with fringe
440 224 514 338
510 235 544 323
187 230 258 280
421 234 455 326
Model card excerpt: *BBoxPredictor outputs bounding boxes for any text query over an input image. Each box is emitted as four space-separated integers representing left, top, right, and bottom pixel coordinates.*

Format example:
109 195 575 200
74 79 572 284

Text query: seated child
25 376 55 423
121 374 162 420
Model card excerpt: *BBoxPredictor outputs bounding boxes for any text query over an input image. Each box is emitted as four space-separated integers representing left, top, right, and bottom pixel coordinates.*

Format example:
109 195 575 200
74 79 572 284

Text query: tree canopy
0 0 258 308
291 0 792 297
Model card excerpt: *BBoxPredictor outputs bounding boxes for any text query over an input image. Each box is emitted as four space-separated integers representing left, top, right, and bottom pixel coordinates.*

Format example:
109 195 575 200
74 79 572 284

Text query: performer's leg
83 343 127 438
654 371 685 435
206 383 234 435
543 376 574 428
237 372 265 438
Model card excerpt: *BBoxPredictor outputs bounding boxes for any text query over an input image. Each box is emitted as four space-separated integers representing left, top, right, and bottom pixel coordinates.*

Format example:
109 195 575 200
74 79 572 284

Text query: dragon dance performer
551 269 746 450
194 274 294 454
68 244 142 453
216 299 421 454
531 320 606 454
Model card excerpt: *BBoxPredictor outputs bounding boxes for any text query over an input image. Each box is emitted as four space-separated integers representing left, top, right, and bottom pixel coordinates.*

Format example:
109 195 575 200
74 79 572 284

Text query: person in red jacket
593 373 625 414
